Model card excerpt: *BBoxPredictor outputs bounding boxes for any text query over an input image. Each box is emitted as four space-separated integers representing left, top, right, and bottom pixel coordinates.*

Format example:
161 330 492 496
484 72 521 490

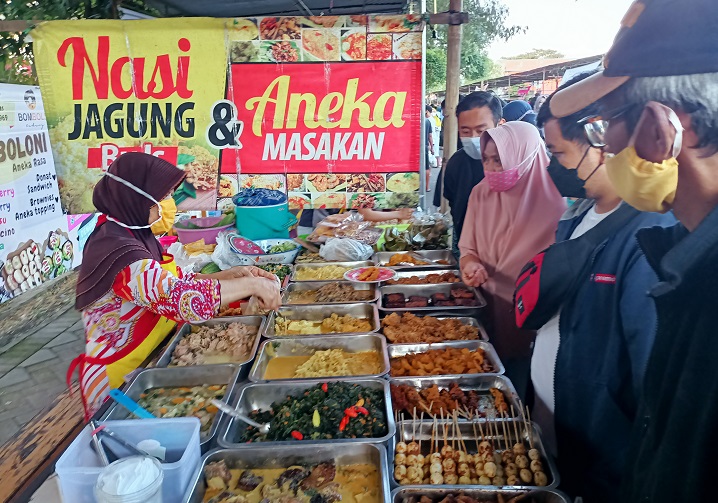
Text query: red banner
220 61 422 175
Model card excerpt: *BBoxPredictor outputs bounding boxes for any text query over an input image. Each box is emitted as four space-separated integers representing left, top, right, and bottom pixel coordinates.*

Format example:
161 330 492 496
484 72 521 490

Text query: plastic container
228 237 301 265
157 236 178 251
55 418 201 503
234 202 297 240
173 217 233 245
94 456 163 503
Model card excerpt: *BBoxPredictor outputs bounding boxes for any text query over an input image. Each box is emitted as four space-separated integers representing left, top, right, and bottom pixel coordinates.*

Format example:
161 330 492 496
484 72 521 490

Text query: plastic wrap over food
166 242 213 273
409 211 451 250
319 237 374 262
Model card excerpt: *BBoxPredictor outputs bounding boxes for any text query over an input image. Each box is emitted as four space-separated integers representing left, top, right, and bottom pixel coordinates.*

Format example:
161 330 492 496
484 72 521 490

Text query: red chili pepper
339 416 350 431
321 383 328 392
356 406 369 416
344 407 359 418
291 430 304 440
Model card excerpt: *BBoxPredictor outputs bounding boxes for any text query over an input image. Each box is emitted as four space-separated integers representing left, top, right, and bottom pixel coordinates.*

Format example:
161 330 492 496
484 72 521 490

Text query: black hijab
75 153 185 310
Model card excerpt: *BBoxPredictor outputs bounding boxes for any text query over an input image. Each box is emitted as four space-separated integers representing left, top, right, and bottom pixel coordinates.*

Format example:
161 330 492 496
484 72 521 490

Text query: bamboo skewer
525 405 535 449
511 405 521 445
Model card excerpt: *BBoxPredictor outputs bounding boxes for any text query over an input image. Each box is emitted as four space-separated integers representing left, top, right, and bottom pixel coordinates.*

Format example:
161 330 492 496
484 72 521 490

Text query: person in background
528 89 541 108
531 72 675 502
70 153 281 419
431 107 442 168
433 91 504 253
549 1 718 500
425 105 436 186
503 100 539 129
459 121 565 396
533 94 547 113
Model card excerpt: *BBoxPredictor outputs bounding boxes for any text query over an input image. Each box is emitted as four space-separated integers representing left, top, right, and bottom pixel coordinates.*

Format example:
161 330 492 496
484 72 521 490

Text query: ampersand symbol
207 100 243 148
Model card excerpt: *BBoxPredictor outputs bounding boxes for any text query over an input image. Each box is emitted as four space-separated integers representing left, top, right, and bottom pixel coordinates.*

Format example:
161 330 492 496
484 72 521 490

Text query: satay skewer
501 411 512 450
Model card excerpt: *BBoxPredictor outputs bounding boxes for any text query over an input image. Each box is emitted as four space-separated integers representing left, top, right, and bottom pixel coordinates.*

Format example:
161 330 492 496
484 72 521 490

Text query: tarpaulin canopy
146 0 410 17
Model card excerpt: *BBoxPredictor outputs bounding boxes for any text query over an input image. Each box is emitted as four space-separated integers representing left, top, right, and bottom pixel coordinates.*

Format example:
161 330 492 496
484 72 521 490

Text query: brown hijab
75 153 185 310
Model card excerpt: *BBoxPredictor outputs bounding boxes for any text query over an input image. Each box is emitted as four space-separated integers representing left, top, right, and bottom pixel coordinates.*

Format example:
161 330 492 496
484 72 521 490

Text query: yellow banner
33 18 228 214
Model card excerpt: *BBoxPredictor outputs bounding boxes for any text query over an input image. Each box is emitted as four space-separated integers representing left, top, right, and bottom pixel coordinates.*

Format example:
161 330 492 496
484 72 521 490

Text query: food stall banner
32 15 423 214
0 84 75 304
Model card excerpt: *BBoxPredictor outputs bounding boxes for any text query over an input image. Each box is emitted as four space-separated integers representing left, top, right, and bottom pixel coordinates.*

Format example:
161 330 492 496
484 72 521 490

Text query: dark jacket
621 205 718 502
551 201 676 502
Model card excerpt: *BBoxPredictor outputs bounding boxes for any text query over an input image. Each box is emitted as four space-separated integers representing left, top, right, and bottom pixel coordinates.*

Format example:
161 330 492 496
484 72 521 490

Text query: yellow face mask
150 198 177 235
605 147 678 213
605 107 683 214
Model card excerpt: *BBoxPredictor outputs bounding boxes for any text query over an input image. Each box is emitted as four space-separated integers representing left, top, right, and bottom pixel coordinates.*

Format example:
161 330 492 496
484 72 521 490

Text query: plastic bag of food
319 237 373 261
211 230 245 270
383 227 412 252
409 211 451 250
232 188 287 206
166 241 213 273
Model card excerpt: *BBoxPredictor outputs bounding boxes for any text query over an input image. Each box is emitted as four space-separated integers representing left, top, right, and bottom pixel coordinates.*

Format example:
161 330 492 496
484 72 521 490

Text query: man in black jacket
550 0 718 500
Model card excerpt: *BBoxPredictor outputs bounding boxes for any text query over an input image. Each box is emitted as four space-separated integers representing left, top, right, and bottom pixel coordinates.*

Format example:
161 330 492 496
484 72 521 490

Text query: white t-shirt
530 202 621 456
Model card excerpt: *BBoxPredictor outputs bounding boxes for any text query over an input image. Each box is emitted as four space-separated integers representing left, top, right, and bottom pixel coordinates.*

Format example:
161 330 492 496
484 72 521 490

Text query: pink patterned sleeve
113 259 221 323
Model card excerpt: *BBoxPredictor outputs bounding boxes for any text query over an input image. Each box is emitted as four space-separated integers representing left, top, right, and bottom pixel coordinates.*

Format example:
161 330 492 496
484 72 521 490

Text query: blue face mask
460 137 481 160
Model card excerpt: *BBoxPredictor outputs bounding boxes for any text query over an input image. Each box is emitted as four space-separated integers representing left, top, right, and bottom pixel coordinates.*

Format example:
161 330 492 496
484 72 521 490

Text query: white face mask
461 137 482 160
103 171 163 230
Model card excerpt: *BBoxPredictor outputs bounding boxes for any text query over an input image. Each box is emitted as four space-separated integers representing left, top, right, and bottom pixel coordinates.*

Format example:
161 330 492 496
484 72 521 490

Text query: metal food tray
291 260 374 282
183 444 392 503
217 378 395 449
372 251 457 270
282 280 379 305
381 313 489 342
264 303 381 338
392 488 570 503
379 283 487 313
100 366 240 451
388 341 505 377
388 375 520 419
385 269 461 284
155 316 265 369
249 334 390 382
388 419 559 491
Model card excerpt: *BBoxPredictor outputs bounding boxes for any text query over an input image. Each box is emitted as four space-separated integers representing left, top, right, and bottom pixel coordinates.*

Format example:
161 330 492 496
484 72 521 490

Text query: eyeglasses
578 103 636 148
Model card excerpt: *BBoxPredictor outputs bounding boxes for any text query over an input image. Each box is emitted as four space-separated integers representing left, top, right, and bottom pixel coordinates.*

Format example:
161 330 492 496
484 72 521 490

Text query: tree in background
505 48 566 59
428 0 523 89
0 0 156 84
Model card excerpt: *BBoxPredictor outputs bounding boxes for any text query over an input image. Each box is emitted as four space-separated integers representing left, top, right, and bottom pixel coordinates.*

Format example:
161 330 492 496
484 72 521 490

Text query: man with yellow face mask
550 0 718 501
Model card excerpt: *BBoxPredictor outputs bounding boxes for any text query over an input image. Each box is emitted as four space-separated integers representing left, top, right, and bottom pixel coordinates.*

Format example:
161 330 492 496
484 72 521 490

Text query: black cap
551 0 718 117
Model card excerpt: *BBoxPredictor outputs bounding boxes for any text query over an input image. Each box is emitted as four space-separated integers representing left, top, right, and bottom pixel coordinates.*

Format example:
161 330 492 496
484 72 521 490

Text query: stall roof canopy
146 0 410 17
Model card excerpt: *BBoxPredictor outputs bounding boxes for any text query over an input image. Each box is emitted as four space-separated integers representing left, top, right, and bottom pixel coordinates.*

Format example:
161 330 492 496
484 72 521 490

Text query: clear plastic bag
409 211 451 250
166 242 213 273
210 230 245 270
319 237 374 261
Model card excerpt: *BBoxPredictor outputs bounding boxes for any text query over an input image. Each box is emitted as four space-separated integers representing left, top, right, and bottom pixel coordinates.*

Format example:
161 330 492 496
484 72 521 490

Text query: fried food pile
386 271 460 285
381 313 480 344
358 267 381 281
388 253 429 266
390 347 493 377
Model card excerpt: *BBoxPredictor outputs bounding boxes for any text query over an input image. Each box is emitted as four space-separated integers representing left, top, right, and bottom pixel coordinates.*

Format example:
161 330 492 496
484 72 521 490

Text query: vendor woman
69 152 281 418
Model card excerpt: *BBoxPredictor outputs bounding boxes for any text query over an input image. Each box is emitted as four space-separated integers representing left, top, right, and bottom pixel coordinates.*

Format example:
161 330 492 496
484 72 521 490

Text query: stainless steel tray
100 366 240 451
183 444 392 503
264 303 381 338
388 375 520 418
388 341 505 377
379 283 487 312
249 334 389 382
155 316 265 369
388 419 559 491
392 488 570 503
217 378 395 448
385 269 461 284
282 280 379 305
380 313 489 342
291 260 375 281
372 251 458 270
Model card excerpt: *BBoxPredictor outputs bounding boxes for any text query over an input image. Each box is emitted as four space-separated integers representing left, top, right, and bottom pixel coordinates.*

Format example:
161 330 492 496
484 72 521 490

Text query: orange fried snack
381 312 479 343
390 347 493 377
387 253 429 266
358 267 381 281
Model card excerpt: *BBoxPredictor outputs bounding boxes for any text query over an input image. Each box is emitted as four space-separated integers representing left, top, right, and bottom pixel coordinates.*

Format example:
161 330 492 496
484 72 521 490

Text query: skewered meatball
530 459 543 473
394 465 407 481
442 458 456 473
441 445 454 458
492 475 506 486
407 466 423 482
444 473 458 485
528 448 541 461
396 442 408 454
534 471 548 486
430 472 444 485
457 463 470 477
459 475 472 485
407 441 420 455
505 462 518 477
484 461 497 478
515 454 529 469
430 462 443 475
506 474 519 486
406 454 418 466
429 452 442 464
416 454 425 466
478 475 492 485
395 453 406 465
513 443 527 456
519 468 533 483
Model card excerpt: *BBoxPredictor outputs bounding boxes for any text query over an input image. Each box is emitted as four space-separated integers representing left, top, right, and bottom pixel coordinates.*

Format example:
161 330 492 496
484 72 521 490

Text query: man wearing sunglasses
524 71 675 503
550 0 718 501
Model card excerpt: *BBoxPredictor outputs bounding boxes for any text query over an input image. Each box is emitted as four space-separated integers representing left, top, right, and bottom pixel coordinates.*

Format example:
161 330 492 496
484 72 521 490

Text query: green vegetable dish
257 264 292 282
267 242 298 254
239 382 387 443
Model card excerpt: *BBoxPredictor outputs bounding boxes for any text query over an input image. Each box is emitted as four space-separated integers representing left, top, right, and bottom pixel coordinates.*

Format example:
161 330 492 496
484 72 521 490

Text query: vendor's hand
396 208 414 220
251 277 282 311
462 261 488 287
213 266 275 281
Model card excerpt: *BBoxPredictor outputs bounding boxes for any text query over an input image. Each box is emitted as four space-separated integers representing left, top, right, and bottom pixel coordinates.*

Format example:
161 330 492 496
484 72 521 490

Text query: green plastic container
234 202 297 240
